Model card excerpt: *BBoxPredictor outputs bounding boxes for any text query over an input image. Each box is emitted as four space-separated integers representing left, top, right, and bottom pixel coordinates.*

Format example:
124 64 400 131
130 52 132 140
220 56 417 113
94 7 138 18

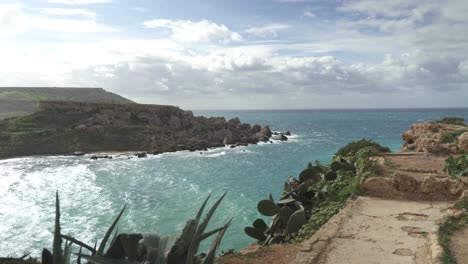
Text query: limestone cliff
0 101 273 158
401 120 468 154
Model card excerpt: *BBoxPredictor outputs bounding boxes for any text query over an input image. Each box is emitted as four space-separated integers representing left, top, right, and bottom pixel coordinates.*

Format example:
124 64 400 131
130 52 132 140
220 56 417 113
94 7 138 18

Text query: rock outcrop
0 101 277 158
401 121 467 154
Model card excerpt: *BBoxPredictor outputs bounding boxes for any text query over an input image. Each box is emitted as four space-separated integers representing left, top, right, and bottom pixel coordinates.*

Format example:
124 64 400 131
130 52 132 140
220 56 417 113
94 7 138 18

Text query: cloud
44 0 111 5
1 1 468 109
34 8 97 18
143 19 242 44
303 11 315 18
0 4 115 34
245 24 291 37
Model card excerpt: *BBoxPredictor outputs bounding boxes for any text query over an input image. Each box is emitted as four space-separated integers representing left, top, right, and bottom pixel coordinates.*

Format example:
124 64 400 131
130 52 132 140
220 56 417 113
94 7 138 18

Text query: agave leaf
64 240 72 264
195 194 211 224
186 192 227 264
198 226 226 241
96 204 126 256
168 194 211 261
61 235 96 254
167 220 197 264
111 227 119 246
53 191 63 264
200 219 231 264
41 248 53 264
77 247 82 264
78 254 139 264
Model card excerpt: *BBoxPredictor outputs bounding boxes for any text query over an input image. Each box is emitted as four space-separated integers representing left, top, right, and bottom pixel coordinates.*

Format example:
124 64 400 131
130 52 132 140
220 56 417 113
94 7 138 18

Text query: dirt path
309 196 450 264
294 153 464 264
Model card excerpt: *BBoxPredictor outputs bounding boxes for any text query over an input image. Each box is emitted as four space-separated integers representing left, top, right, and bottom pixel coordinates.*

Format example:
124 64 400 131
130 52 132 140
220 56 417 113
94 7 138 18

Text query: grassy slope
0 110 150 158
0 87 135 119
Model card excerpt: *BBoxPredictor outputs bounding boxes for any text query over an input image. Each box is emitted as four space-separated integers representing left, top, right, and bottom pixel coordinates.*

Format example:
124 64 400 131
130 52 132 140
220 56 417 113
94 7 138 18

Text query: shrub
444 155 468 177
437 117 466 126
440 130 468 144
336 139 390 157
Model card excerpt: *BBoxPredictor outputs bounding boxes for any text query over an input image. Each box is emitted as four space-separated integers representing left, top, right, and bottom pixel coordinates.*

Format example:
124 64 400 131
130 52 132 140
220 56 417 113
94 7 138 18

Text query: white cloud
245 24 291 37
303 11 315 18
1 1 468 109
34 8 97 18
44 0 111 5
143 19 243 44
0 4 115 34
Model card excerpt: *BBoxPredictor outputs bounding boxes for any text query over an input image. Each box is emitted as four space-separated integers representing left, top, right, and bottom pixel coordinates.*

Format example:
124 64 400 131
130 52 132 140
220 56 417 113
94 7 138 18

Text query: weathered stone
458 132 468 152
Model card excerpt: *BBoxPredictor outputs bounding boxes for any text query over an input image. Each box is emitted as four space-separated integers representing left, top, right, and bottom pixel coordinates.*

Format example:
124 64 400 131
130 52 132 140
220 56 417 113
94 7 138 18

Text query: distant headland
0 87 284 159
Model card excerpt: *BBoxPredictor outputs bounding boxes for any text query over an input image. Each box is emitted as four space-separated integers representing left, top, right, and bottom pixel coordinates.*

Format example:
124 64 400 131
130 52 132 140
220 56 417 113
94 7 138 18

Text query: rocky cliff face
401 121 468 154
0 101 273 158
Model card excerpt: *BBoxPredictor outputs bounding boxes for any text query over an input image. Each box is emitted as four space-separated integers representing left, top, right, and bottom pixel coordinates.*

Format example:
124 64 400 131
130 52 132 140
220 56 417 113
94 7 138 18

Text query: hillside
0 101 273 159
0 87 135 119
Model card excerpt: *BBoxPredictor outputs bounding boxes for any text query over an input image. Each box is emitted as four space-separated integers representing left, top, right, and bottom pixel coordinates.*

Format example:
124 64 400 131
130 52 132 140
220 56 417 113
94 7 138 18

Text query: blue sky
1 0 468 109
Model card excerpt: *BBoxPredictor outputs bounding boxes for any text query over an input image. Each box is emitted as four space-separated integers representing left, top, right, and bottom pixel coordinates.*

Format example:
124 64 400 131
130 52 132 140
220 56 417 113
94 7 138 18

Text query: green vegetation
2 192 230 264
0 110 152 158
245 140 389 244
0 87 134 119
438 196 468 264
441 130 468 144
444 155 468 177
437 117 466 127
335 138 390 157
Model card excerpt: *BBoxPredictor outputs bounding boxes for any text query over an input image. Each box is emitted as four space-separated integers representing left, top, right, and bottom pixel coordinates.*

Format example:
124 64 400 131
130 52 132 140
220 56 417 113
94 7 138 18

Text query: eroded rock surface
401 121 467 154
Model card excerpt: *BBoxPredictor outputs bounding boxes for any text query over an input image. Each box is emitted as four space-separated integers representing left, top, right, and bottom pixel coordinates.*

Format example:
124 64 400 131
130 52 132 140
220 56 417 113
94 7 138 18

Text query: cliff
0 101 273 158
401 120 468 154
0 87 135 119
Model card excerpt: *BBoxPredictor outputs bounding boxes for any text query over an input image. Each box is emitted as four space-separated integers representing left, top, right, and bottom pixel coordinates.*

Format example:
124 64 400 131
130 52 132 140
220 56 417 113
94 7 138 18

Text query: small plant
335 139 390 157
437 117 466 126
444 155 468 177
441 130 468 144
438 195 468 264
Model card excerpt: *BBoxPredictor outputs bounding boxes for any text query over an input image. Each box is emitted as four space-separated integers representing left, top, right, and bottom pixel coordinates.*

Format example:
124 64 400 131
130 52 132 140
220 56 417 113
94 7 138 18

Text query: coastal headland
0 100 281 159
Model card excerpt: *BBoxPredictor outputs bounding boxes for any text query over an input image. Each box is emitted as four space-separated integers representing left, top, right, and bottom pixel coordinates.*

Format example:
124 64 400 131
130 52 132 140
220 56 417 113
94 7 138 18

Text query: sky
1 0 468 109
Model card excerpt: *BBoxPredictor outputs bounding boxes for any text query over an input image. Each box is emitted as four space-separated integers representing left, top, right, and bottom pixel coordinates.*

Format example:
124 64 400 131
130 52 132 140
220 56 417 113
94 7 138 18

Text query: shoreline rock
0 101 290 159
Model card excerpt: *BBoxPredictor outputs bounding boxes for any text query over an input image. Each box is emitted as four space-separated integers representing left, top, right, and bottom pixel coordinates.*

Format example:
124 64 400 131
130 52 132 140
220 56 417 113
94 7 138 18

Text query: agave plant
66 193 231 264
41 192 73 264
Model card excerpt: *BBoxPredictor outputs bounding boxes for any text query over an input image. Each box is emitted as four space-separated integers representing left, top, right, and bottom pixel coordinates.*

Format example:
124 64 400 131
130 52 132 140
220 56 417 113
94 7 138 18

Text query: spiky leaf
96 204 126 256
53 192 63 264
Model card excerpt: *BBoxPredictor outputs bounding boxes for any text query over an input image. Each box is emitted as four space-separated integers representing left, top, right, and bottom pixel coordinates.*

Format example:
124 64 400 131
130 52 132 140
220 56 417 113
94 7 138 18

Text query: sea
1 109 468 257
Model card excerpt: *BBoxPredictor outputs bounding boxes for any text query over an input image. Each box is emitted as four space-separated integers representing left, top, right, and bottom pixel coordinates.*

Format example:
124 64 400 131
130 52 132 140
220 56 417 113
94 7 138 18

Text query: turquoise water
1 109 468 257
